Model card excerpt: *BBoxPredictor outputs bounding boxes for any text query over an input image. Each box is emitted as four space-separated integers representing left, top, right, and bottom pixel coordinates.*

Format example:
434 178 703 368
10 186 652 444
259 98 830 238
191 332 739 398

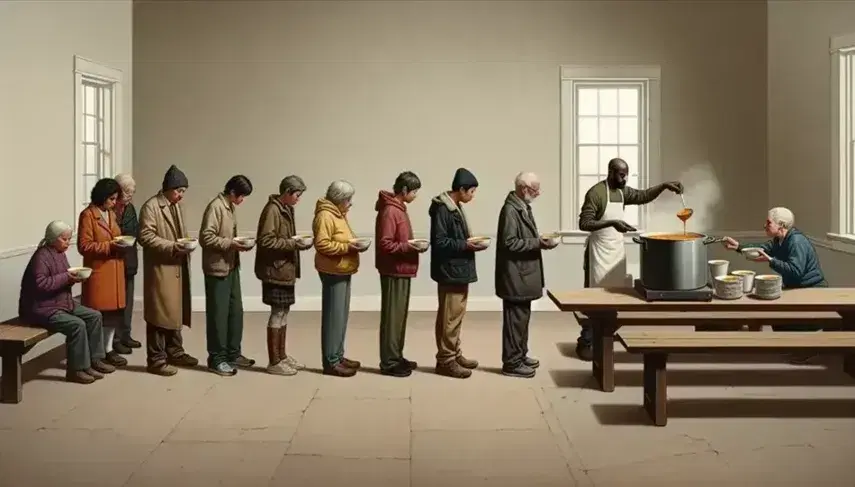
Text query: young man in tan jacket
200 175 254 376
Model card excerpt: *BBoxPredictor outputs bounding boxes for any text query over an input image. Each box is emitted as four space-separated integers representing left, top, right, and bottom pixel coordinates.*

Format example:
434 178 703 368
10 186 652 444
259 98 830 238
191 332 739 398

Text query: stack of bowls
754 274 783 300
713 275 743 300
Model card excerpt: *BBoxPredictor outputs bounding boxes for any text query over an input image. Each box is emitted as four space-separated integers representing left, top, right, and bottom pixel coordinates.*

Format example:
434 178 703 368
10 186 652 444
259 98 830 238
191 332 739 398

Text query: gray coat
494 192 544 302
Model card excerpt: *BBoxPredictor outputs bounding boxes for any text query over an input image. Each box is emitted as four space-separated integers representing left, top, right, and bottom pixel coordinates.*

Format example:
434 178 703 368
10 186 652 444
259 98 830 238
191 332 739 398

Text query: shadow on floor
591 398 855 425
555 342 800 364
548 368 855 389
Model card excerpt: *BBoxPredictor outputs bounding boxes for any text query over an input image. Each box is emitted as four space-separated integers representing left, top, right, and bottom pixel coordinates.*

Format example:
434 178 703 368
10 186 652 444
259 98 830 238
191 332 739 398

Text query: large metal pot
631 232 724 291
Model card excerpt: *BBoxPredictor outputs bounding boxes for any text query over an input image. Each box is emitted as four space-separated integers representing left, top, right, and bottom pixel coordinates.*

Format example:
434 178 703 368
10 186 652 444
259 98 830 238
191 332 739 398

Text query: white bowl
350 237 373 251
114 236 136 247
68 266 92 280
730 270 756 294
234 237 256 249
467 236 492 249
293 235 314 248
408 238 430 252
741 247 763 259
540 232 560 246
708 259 729 279
177 238 198 251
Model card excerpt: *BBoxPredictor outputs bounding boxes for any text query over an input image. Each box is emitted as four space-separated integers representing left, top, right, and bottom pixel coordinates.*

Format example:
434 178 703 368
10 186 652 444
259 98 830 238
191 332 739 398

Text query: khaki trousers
435 284 469 364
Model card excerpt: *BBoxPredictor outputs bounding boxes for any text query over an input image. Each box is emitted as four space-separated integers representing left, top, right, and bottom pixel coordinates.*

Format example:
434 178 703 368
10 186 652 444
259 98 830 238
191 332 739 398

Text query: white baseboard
134 295 559 313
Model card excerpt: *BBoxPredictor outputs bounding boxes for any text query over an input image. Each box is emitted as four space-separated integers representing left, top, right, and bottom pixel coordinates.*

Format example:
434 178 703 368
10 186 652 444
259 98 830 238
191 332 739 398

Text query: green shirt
578 180 660 230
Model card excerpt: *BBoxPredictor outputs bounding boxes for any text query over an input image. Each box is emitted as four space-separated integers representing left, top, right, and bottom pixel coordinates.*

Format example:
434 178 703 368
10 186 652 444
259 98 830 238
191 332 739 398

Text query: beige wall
767 1 855 286
132 0 768 308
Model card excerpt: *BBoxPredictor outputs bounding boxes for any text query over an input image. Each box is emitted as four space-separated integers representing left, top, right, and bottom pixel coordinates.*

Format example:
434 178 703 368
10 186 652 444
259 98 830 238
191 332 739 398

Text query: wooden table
547 287 855 392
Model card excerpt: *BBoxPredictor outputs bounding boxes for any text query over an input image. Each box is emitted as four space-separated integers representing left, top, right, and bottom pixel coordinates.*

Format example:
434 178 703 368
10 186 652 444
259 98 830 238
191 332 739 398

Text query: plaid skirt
262 283 296 308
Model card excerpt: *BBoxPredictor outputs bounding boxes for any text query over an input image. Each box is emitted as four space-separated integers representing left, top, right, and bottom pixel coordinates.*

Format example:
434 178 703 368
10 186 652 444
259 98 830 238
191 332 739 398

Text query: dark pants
578 258 592 346
45 304 105 372
502 300 532 368
146 323 188 368
320 272 351 368
379 275 411 370
204 269 244 367
114 276 135 343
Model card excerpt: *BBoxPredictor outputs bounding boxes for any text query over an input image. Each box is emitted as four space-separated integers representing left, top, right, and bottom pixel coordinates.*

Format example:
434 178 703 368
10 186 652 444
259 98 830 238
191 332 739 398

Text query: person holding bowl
112 173 142 354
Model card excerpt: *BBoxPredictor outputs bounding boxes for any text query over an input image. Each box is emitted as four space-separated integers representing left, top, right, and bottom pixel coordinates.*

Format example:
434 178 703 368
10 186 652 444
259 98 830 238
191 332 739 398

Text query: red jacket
374 191 419 277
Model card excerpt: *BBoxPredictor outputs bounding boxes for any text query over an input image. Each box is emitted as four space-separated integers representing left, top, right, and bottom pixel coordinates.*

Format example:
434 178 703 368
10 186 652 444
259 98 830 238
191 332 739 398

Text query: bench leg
840 313 855 379
643 353 667 426
1 353 23 404
592 315 618 392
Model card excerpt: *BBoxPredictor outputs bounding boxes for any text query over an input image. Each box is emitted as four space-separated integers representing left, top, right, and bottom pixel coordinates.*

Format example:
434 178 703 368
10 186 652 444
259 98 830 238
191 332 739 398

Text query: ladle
676 194 694 234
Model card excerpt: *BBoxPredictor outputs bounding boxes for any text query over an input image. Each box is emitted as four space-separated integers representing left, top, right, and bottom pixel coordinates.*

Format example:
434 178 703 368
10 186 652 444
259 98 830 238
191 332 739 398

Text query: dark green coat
495 192 544 302
118 202 139 277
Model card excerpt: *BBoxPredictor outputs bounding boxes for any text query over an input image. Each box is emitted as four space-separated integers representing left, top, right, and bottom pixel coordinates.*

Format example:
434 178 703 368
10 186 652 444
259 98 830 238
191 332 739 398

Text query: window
74 56 123 229
559 66 661 233
831 34 855 243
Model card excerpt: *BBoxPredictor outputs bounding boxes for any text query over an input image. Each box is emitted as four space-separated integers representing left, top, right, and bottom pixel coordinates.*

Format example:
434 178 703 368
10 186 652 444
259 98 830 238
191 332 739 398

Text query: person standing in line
495 172 559 378
138 165 199 376
200 175 255 376
375 171 426 377
429 167 488 379
77 177 128 368
576 158 682 361
255 175 312 376
112 173 142 354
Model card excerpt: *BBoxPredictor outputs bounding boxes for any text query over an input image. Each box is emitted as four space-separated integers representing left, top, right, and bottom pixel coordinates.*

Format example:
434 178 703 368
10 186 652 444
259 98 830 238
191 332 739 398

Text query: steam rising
646 162 721 233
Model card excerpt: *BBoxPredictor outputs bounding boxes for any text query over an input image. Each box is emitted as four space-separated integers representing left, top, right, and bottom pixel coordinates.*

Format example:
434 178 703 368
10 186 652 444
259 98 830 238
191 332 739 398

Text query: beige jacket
199 194 239 277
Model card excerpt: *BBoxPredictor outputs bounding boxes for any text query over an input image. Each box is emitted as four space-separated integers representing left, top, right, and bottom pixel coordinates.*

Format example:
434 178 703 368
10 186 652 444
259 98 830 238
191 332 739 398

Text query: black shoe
381 363 412 378
230 355 256 368
502 364 536 378
400 358 418 370
113 341 133 355
575 343 593 362
123 337 142 349
523 356 540 369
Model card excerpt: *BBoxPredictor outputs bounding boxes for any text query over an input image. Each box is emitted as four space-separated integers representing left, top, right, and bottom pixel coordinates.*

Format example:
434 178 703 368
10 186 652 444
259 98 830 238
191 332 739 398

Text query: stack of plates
713 275 743 300
754 274 782 300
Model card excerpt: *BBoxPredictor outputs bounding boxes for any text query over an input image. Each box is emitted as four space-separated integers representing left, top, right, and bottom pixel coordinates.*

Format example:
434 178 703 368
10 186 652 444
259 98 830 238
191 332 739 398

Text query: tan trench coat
138 192 192 330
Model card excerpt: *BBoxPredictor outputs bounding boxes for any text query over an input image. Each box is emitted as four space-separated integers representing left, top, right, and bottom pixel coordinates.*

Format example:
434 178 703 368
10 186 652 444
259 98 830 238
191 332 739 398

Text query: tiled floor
2 311 855 486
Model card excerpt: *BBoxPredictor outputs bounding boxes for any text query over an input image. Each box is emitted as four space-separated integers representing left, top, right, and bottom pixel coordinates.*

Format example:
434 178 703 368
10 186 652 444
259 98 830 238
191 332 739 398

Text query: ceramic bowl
741 247 763 259
408 238 430 252
68 267 93 280
350 237 373 251
708 259 730 279
294 235 314 248
754 274 783 299
234 237 256 249
467 236 492 249
114 236 136 247
713 275 744 300
540 232 560 247
730 270 756 294
177 238 198 251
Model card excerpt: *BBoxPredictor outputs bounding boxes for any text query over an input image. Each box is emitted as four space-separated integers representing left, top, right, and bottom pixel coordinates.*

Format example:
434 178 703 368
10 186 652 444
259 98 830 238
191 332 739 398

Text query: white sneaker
267 361 297 376
284 355 305 370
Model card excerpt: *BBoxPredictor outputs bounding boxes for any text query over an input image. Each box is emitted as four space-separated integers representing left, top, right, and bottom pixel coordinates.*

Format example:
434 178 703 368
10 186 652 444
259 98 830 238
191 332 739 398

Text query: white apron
588 183 628 287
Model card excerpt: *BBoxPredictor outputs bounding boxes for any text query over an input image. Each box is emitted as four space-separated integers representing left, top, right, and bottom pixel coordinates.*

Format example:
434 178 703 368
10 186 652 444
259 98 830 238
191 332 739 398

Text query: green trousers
379 275 411 370
205 268 244 367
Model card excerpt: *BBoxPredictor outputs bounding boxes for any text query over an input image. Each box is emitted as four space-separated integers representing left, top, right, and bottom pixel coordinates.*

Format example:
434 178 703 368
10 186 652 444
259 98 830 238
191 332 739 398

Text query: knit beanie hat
451 168 478 191
162 165 189 191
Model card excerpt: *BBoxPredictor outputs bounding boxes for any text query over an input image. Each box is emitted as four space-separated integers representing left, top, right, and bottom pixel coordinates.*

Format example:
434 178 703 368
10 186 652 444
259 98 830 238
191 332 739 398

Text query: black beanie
451 167 478 191
162 165 189 191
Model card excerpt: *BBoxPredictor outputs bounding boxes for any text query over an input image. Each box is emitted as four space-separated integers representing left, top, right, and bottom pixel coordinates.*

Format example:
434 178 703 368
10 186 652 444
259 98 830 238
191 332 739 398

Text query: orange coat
77 205 126 311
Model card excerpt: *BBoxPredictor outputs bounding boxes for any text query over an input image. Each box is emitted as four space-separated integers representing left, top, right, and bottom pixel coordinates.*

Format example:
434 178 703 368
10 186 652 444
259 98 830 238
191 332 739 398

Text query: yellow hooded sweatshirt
313 198 359 275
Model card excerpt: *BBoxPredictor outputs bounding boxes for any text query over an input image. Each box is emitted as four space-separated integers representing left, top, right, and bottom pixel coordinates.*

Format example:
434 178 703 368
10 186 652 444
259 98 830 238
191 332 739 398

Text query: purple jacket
18 246 75 324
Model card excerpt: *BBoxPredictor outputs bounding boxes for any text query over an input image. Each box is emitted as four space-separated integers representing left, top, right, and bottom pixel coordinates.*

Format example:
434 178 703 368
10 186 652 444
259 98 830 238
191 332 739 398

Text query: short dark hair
91 178 121 206
279 175 307 195
224 175 253 197
393 171 421 195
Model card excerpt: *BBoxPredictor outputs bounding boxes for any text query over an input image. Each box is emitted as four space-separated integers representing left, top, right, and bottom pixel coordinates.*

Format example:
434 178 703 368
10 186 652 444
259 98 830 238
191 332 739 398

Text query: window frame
73 56 124 231
558 65 661 238
829 34 855 250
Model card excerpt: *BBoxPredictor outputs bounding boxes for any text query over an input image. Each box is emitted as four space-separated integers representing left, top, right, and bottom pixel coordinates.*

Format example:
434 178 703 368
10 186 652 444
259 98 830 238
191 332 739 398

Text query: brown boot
91 360 116 374
147 363 178 376
436 361 472 379
456 355 479 369
323 362 357 377
341 357 361 369
168 353 199 368
85 368 104 380
105 351 128 367
67 370 96 384
267 328 281 366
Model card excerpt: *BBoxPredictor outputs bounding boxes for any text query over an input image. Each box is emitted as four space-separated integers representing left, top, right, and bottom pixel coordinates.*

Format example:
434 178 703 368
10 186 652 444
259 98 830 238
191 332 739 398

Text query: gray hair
40 220 72 247
114 173 135 190
325 180 355 205
279 175 307 195
768 207 795 229
514 172 539 189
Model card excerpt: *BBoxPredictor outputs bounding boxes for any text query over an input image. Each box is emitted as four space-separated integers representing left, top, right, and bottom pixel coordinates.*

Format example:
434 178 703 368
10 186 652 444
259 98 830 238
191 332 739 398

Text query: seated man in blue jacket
722 207 827 363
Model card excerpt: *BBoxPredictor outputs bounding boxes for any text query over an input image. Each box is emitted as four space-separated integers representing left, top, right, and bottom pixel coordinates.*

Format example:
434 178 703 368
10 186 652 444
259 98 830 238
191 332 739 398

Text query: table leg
643 353 668 426
840 313 855 379
592 313 618 392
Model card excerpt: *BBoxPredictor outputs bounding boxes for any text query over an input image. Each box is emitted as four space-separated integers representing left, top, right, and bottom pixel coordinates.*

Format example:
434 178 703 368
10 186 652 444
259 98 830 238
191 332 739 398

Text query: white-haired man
723 207 827 363
494 172 559 378
112 173 142 354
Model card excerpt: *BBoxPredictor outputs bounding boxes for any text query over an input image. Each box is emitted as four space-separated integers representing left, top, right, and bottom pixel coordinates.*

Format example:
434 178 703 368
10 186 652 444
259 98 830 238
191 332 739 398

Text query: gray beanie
162 165 189 191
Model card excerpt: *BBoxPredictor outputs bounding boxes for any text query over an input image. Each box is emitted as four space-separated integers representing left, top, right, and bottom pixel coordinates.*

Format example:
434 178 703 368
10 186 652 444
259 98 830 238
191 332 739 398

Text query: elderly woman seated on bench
18 221 117 384
722 207 827 362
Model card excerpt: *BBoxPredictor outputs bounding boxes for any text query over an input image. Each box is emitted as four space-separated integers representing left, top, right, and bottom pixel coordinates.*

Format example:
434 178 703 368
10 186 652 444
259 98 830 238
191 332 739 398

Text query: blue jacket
738 228 826 289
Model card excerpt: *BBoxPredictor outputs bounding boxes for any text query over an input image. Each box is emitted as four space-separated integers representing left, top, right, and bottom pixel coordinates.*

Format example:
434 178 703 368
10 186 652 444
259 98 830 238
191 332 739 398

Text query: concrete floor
2 310 855 486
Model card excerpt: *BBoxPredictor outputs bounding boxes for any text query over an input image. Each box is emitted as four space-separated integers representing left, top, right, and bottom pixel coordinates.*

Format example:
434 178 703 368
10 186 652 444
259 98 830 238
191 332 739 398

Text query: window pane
619 145 639 170
85 144 98 174
598 88 619 116
619 88 639 116
84 174 99 204
624 206 640 227
84 85 96 115
618 117 638 144
577 88 598 116
577 146 599 174
598 117 618 144
627 174 639 190
598 145 620 173
84 115 97 143
578 176 603 206
577 117 598 144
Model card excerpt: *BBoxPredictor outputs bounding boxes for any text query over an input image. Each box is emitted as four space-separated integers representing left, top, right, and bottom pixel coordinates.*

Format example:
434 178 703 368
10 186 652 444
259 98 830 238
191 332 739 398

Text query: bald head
607 158 629 189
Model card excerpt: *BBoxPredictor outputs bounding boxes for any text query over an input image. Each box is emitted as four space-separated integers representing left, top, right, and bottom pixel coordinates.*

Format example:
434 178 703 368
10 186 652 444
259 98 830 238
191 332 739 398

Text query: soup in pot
644 232 705 241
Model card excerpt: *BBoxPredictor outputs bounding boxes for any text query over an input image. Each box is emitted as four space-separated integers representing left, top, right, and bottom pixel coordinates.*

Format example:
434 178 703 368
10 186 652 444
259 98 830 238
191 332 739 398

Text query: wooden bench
573 311 843 331
617 330 855 426
0 322 54 404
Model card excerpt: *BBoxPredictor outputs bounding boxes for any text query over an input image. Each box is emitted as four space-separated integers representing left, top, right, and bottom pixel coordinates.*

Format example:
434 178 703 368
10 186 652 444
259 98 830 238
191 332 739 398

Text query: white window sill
822 233 855 255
